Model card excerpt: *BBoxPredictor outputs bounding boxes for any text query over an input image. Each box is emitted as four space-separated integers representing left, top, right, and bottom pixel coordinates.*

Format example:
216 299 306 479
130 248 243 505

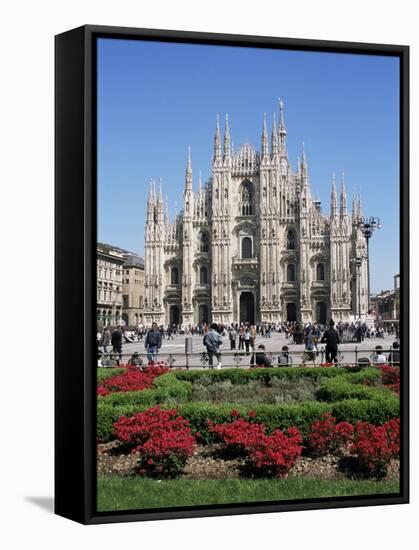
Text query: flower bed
97 365 400 481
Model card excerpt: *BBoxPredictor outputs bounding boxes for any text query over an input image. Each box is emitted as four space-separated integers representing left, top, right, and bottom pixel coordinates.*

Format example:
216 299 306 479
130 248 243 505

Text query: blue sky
97 38 400 294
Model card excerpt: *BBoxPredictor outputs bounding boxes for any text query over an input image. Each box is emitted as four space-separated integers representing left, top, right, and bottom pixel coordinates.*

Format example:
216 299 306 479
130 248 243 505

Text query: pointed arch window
240 181 253 216
287 264 296 282
287 230 296 250
199 266 208 284
242 237 252 259
200 232 209 253
171 267 179 285
316 262 325 281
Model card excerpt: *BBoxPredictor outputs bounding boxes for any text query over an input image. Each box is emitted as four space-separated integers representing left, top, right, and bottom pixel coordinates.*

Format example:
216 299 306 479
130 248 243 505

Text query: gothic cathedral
144 100 369 327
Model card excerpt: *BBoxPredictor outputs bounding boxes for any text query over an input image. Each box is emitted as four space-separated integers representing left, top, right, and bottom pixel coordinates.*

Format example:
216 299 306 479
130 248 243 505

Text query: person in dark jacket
203 323 223 369
111 326 123 365
251 344 273 368
145 322 162 363
321 320 340 364
387 341 400 366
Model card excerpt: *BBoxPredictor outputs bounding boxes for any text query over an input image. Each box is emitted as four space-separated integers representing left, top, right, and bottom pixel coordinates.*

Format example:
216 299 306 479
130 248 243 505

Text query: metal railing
97 345 400 369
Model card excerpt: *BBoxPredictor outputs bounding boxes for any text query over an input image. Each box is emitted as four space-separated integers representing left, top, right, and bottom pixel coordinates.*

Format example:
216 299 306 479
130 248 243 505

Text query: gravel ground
97 441 400 481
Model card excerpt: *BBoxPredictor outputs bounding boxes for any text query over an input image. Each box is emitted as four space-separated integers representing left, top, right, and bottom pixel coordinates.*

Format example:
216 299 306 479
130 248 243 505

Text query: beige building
121 253 145 326
96 243 124 326
375 274 400 322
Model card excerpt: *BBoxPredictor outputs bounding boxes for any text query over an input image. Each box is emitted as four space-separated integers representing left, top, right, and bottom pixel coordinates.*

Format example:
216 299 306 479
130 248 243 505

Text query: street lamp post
350 256 363 319
353 216 381 314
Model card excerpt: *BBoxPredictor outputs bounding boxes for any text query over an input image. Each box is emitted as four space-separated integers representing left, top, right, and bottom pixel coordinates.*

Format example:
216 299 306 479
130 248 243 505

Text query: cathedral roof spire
158 177 163 203
271 112 278 156
331 172 338 217
165 194 169 225
340 172 347 215
224 114 231 159
148 179 154 204
261 112 269 158
213 114 221 162
300 142 308 186
185 146 193 191
278 97 287 154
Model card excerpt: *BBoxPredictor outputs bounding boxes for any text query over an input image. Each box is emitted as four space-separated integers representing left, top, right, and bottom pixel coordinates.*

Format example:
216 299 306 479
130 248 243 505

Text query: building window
123 295 128 308
287 264 296 282
242 237 252 259
241 181 253 215
287 230 296 250
316 263 325 281
200 232 209 253
200 266 208 284
171 267 179 285
139 297 143 308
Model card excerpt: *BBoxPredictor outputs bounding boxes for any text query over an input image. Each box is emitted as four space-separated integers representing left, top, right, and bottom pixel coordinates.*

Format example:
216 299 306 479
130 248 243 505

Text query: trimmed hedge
173 367 347 385
316 378 393 403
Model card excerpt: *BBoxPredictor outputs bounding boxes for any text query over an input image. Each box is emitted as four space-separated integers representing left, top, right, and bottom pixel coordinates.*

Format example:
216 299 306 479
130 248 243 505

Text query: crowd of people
97 319 400 368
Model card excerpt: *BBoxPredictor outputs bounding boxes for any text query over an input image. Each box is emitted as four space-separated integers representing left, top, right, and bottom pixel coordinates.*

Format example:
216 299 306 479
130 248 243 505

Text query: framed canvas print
55 25 409 524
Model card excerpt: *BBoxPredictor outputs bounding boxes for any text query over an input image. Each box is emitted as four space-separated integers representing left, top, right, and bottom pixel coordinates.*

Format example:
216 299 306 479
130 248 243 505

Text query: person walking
203 323 223 369
144 322 162 364
111 326 123 365
321 320 340 364
244 328 251 356
229 327 237 350
238 326 245 350
100 327 111 354
303 328 317 365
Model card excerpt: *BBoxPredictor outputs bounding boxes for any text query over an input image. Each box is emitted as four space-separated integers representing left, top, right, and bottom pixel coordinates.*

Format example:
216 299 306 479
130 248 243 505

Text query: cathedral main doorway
286 302 297 322
240 292 255 324
169 305 180 326
198 304 209 325
316 301 327 325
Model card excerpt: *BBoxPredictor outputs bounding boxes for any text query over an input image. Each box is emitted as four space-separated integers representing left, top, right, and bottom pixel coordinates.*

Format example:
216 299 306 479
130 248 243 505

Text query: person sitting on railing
203 323 223 369
278 345 292 366
372 345 387 364
250 344 273 368
387 341 400 366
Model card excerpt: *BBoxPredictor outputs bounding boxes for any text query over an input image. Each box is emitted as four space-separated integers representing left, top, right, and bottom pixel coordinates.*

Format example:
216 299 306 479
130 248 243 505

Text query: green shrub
173 367 345 385
97 390 156 408
331 395 399 426
97 368 125 384
316 378 393 402
152 373 192 403
344 367 382 386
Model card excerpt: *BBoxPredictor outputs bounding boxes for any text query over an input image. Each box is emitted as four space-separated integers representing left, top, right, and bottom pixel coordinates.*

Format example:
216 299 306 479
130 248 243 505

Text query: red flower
307 413 354 456
113 406 195 478
247 409 257 418
99 365 169 394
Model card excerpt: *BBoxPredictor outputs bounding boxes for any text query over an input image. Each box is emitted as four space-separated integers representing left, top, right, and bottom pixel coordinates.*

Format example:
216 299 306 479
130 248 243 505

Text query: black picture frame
55 24 409 525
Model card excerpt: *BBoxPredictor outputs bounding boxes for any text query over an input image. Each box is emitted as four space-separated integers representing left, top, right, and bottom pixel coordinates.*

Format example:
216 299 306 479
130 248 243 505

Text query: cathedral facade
143 100 369 327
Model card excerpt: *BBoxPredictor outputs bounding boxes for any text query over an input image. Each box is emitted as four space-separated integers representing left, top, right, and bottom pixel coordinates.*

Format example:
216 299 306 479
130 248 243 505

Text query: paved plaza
111 331 399 369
